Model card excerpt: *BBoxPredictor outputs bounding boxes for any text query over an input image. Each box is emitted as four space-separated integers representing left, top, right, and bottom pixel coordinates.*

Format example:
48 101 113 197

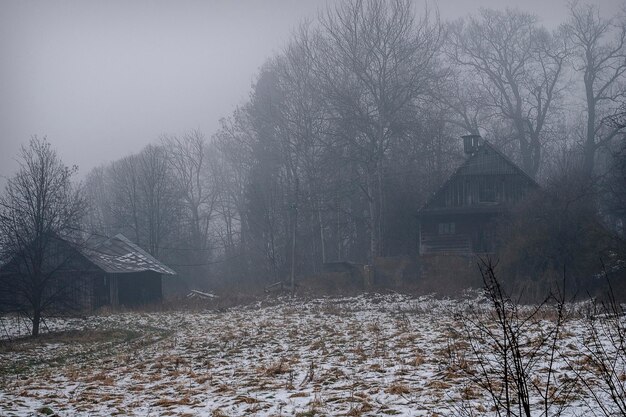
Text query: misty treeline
79 0 625 291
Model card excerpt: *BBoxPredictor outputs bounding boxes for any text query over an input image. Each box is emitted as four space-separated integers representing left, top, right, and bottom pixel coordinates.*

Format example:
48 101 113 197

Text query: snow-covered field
0 293 622 416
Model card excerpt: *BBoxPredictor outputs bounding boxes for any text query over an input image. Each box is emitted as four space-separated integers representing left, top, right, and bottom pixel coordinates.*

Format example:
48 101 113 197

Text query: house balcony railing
420 233 471 255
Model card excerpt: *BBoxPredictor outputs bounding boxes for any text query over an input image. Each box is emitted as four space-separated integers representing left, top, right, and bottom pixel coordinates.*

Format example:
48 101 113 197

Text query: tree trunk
515 119 535 178
290 177 299 296
318 208 326 264
583 75 597 177
290 208 297 296
367 173 378 263
32 308 41 337
377 162 384 257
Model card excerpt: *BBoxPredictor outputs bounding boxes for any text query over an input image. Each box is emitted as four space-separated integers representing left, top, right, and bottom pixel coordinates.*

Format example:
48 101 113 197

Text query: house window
479 177 497 202
438 222 455 235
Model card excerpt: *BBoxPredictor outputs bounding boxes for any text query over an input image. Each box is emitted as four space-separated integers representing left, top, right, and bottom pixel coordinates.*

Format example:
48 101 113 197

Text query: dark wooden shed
417 136 538 256
0 233 176 312
79 234 176 308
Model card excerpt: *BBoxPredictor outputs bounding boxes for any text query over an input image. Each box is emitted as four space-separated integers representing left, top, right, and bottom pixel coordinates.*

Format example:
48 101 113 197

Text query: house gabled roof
80 234 176 275
419 141 539 213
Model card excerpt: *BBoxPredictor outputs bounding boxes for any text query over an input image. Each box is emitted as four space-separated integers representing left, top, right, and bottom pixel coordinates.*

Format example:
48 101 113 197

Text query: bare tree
161 131 219 287
435 67 488 134
563 1 626 177
271 28 336 291
98 145 179 257
608 101 626 130
210 144 245 278
215 83 286 284
214 108 259 282
108 154 143 245
136 144 178 258
0 137 86 336
211 1 459 282
245 68 291 283
448 8 567 178
83 165 114 236
315 0 444 259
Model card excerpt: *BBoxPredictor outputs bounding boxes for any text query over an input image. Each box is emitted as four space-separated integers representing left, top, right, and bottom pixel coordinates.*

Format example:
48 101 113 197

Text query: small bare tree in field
0 137 86 336
459 259 577 417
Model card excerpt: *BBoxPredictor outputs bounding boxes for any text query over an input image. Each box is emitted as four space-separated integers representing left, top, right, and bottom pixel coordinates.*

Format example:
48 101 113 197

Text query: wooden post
363 264 374 289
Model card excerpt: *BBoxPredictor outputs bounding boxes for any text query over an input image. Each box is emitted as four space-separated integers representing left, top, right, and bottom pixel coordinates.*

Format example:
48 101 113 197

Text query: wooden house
417 135 538 256
0 233 176 312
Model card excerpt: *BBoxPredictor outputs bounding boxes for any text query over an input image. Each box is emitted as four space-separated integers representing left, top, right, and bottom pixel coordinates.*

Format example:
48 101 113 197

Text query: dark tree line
81 0 626 290
207 0 625 289
3 0 625 298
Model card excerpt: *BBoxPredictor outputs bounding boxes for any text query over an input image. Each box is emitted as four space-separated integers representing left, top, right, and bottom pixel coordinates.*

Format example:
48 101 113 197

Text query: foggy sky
0 0 621 183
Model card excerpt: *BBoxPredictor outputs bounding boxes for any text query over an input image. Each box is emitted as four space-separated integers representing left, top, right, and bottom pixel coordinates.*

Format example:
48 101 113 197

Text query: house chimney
462 134 482 155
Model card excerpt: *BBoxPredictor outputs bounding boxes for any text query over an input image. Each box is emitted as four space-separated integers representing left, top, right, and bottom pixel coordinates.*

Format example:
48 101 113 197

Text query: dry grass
386 382 411 395
0 294 611 416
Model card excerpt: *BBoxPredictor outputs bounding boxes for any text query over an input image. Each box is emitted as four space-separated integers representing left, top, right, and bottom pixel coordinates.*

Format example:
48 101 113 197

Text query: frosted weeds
0 293 617 416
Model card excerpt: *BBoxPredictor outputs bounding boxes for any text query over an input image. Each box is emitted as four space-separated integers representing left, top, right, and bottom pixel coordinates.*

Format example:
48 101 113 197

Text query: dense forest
9 0 626 293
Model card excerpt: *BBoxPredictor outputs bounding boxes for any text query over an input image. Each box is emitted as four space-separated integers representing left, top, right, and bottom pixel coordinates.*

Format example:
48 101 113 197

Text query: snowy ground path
0 293 618 416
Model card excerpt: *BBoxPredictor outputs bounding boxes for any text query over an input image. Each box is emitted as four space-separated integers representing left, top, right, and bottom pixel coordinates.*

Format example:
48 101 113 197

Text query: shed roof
81 234 176 275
